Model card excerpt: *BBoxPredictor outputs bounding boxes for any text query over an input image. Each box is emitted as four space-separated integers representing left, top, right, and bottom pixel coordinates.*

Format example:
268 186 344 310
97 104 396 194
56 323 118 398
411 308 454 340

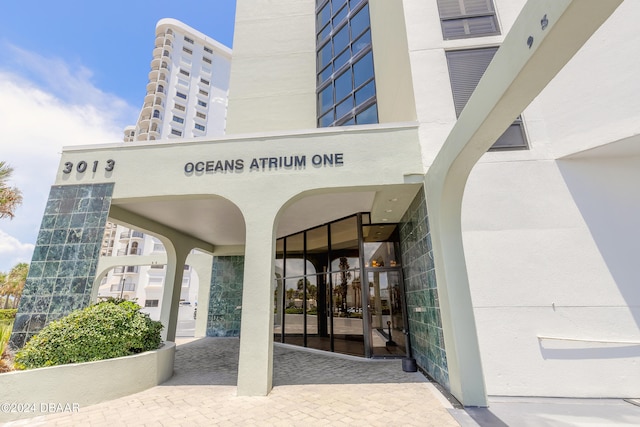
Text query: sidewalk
4 338 461 426
6 337 639 426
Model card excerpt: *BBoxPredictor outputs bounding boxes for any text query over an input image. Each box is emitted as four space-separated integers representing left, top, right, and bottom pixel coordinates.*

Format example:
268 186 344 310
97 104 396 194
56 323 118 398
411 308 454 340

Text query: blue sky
0 1 237 272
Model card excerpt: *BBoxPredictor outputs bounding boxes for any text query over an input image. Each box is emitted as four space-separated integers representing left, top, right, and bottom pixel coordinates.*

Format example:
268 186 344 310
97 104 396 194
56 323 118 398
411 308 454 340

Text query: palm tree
0 161 23 220
0 272 8 309
4 263 28 308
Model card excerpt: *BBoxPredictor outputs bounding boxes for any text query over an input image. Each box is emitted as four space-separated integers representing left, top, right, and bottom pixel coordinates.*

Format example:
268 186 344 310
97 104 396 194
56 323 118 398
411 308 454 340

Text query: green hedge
14 300 163 369
0 309 17 321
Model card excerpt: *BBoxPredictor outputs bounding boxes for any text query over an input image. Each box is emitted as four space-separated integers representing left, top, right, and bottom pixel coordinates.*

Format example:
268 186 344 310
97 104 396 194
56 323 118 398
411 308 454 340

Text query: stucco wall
226 0 316 133
462 158 640 397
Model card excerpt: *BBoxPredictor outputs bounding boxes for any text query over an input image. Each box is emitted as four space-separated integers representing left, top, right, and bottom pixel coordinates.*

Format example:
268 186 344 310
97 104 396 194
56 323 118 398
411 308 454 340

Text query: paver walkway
6 337 461 426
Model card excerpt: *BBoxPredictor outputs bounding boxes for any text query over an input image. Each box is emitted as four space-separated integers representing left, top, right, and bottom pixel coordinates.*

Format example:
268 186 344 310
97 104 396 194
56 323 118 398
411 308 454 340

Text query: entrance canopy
57 123 424 253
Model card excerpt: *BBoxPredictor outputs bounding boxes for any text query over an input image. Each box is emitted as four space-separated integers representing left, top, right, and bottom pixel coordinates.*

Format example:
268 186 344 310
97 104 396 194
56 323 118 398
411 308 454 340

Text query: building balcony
116 248 141 256
113 266 139 274
151 57 161 69
152 47 164 58
139 116 151 128
141 104 153 116
120 230 144 240
148 69 159 82
124 266 139 274
110 283 136 293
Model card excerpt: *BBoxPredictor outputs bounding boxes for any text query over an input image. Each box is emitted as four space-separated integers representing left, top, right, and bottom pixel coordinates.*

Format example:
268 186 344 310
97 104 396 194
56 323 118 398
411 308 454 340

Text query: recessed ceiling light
382 218 389 222
385 209 393 213
389 198 398 202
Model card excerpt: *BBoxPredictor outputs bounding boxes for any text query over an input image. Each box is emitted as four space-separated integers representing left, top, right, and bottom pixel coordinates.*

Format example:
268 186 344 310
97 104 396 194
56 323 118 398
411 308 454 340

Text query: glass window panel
333 5 348 27
353 51 374 87
330 216 360 270
342 118 355 126
356 103 377 125
336 95 354 120
332 25 350 55
285 233 305 277
465 16 498 35
333 0 347 12
334 48 351 71
319 64 333 84
318 3 331 28
355 80 375 106
318 23 331 43
318 42 333 69
464 0 495 14
362 224 400 268
274 239 285 339
437 0 499 39
441 20 468 39
442 16 498 39
320 110 335 127
437 0 464 17
307 225 328 256
491 123 527 149
304 274 319 336
353 30 371 56
319 85 333 114
350 4 370 39
335 70 353 103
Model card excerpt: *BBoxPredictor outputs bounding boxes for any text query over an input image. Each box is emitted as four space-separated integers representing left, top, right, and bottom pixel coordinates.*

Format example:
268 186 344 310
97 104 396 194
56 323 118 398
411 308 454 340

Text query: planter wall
0 342 175 422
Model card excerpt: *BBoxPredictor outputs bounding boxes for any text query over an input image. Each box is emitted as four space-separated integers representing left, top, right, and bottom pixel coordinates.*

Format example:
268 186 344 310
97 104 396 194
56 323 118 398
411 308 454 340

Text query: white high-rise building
99 19 231 333
16 0 640 408
123 18 231 142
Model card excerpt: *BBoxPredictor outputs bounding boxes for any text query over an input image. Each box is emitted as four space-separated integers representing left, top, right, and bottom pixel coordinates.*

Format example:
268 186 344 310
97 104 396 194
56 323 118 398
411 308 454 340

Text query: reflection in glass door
274 213 410 359
367 270 406 357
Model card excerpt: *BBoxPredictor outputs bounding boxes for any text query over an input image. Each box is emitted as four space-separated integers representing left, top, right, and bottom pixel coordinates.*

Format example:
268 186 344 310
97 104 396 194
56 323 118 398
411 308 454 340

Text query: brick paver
4 338 460 426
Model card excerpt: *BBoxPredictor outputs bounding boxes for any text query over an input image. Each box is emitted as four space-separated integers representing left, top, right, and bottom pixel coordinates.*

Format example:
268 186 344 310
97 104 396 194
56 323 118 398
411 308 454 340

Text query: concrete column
160 241 191 342
236 212 277 396
188 253 213 338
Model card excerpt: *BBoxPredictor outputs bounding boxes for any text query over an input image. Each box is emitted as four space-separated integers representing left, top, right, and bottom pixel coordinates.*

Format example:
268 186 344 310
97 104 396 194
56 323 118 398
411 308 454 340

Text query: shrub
14 299 163 370
0 322 12 357
0 309 17 322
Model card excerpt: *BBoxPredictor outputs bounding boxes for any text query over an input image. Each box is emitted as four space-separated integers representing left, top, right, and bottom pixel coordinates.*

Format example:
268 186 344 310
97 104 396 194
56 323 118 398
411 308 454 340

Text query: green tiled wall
206 256 244 337
9 183 114 349
399 188 450 390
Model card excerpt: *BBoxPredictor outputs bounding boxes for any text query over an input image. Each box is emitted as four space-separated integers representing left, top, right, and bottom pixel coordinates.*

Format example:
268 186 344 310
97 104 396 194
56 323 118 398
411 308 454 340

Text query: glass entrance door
367 269 407 357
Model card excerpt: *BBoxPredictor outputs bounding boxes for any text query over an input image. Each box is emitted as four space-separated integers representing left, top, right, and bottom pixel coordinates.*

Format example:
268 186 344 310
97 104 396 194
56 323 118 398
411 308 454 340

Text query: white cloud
0 230 34 271
0 45 138 272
